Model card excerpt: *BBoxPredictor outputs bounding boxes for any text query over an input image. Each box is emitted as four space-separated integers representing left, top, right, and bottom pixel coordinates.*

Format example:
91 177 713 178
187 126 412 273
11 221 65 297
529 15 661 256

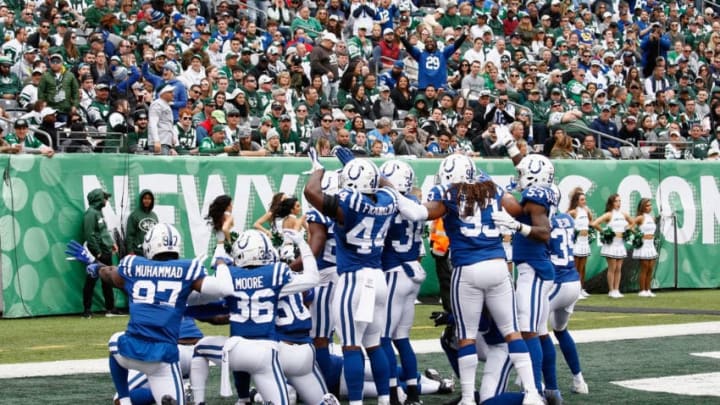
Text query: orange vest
430 218 449 256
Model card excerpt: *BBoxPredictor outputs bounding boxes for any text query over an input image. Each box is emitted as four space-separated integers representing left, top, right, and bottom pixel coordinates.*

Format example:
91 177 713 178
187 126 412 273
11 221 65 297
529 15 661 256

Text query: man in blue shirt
398 27 467 90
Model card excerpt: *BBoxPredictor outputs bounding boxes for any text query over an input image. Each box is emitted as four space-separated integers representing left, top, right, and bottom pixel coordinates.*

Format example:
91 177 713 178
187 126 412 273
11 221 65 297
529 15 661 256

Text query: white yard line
2 321 720 379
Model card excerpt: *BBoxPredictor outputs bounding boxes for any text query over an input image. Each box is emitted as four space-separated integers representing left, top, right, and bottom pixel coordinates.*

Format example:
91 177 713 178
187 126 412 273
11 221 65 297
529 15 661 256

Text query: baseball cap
394 60 405 68
322 32 338 43
40 107 57 119
195 16 207 25
95 83 110 90
279 114 291 121
211 110 226 123
379 85 390 92
14 119 29 128
266 128 280 139
625 115 637 122
600 104 611 111
158 85 175 96
259 75 273 84
383 28 394 36
342 104 356 111
162 62 179 74
212 124 225 133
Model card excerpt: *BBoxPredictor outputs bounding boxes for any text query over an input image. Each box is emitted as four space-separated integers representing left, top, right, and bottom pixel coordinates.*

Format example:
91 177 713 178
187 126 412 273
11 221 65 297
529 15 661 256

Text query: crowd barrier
0 154 718 317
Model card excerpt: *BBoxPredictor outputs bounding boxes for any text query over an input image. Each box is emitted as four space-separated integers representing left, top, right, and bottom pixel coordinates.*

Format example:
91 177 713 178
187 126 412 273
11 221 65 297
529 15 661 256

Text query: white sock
574 372 585 384
189 357 209 403
509 351 536 392
458 353 478 403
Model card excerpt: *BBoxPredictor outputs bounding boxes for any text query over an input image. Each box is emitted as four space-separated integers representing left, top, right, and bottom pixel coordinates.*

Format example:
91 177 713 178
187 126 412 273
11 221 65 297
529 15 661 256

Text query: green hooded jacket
83 188 114 257
125 189 158 256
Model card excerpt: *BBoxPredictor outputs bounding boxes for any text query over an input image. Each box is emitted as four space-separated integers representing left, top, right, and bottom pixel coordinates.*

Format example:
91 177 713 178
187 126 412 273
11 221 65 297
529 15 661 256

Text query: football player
393 154 543 405
189 229 319 405
491 130 558 395
542 196 589 400
304 148 397 405
289 169 340 385
65 223 234 405
379 159 427 405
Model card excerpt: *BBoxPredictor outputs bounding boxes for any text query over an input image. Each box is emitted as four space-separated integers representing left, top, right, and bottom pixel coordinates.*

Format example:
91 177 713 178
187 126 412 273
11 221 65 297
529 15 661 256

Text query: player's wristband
518 223 531 237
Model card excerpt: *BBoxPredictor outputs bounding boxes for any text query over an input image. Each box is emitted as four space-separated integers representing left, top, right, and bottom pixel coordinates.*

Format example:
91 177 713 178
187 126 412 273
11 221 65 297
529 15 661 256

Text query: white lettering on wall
657 176 696 244
700 176 720 245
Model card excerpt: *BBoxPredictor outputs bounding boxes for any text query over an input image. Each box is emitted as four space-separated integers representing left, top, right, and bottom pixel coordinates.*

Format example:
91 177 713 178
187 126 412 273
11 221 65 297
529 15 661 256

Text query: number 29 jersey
427 184 506 267
117 255 207 363
334 188 398 274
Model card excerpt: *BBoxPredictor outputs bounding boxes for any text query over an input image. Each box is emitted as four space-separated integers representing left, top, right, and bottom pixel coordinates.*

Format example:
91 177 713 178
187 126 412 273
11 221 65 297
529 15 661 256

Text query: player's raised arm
304 147 345 223
280 230 319 296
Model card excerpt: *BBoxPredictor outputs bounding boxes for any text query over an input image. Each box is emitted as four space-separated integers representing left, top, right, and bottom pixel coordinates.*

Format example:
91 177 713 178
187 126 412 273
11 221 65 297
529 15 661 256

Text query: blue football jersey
306 208 337 270
334 188 398 273
275 292 313 343
225 262 291 339
427 184 506 267
179 317 204 340
117 255 207 363
551 213 580 284
512 185 557 280
382 193 424 270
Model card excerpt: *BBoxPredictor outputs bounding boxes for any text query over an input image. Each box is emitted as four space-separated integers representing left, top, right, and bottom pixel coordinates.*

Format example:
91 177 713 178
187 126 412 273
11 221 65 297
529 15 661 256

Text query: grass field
1 333 719 404
1 290 720 404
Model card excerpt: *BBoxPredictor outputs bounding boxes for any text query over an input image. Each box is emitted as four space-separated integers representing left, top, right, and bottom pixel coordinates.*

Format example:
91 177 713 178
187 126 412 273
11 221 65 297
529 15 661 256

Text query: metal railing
565 122 639 159
0 116 53 149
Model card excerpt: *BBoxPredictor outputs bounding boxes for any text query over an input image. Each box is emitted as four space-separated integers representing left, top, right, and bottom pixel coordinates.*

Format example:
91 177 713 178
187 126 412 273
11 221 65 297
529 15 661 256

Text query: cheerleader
271 196 308 261
633 198 658 297
591 194 634 298
567 188 593 299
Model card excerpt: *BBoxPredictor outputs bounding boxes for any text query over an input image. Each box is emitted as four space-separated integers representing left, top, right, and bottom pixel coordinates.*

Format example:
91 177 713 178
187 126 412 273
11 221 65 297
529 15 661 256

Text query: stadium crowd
2 0 720 160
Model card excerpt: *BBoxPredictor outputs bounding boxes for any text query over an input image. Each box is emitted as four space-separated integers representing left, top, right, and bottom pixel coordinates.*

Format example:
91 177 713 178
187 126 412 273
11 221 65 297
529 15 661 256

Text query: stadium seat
0 99 19 110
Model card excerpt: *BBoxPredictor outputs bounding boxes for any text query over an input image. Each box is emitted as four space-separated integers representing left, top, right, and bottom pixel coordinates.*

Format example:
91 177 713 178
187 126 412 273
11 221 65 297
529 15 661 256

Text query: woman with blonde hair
633 198 658 297
591 194 634 298
550 133 576 159
568 188 593 298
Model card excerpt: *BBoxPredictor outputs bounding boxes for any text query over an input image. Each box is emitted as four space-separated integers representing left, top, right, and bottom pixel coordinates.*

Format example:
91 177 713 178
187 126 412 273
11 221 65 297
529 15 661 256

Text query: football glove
335 147 355 166
65 240 96 264
86 263 101 279
304 146 324 174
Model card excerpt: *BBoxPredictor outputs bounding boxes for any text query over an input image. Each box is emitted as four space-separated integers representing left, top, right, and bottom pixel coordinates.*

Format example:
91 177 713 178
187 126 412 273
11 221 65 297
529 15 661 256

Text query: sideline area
2 321 720 379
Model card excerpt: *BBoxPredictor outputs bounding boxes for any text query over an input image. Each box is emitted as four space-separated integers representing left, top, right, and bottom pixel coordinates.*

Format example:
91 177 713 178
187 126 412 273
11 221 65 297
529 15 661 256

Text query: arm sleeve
279 240 319 297
199 263 235 298
142 62 163 89
397 192 429 221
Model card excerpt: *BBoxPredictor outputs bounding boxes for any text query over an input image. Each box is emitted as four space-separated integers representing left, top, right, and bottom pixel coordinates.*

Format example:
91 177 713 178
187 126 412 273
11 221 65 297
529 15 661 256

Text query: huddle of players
66 125 590 405
387 126 589 405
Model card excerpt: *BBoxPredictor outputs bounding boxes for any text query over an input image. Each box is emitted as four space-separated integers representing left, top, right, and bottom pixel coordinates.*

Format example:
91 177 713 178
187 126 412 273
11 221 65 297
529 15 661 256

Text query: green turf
2 291 720 364
575 289 720 312
1 334 718 404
